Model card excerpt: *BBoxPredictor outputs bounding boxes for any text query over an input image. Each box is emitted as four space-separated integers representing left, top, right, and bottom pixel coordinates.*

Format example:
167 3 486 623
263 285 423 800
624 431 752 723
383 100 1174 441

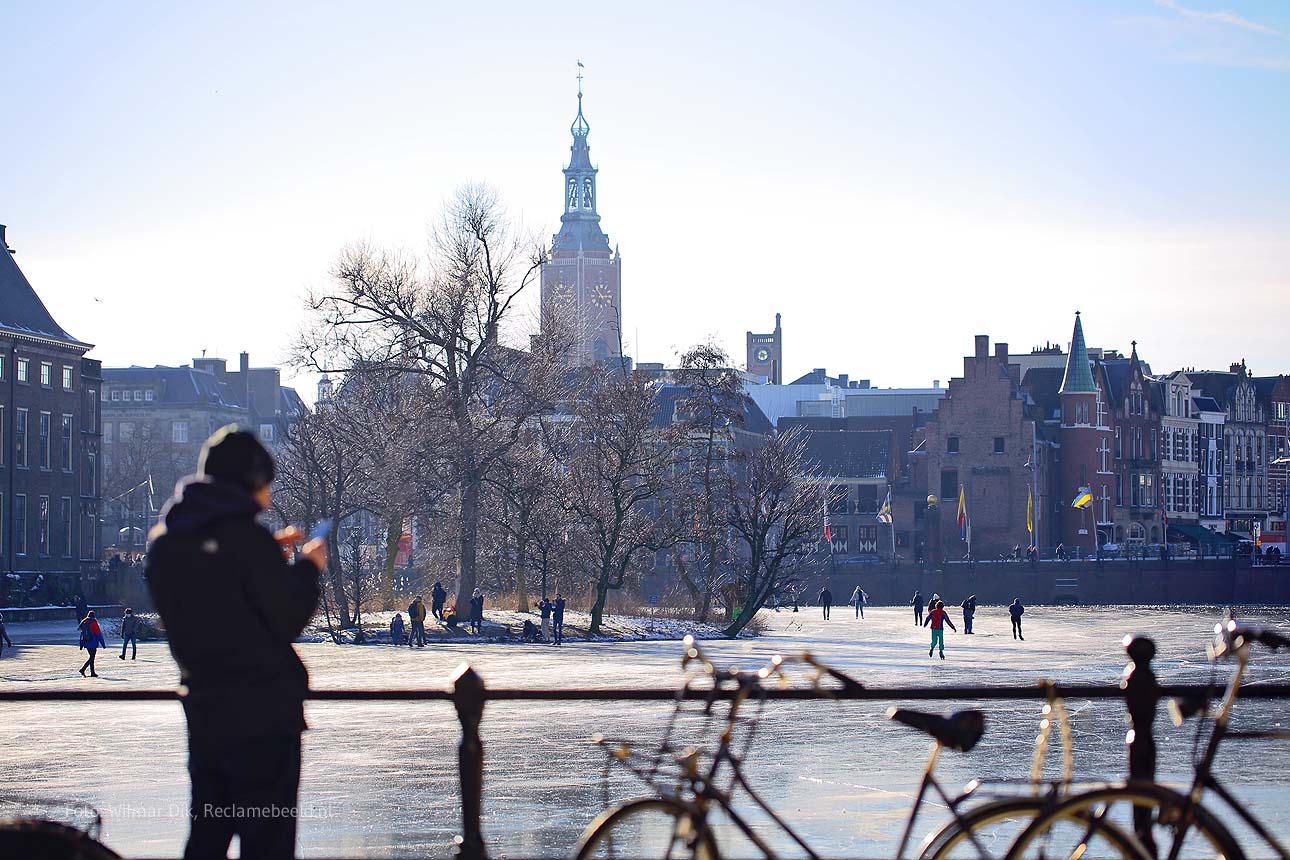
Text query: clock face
755 348 771 363
591 283 612 309
550 281 573 305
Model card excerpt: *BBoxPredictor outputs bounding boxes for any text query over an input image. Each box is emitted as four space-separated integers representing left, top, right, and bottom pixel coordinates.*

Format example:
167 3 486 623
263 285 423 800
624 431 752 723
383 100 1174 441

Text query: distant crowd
387 582 570 646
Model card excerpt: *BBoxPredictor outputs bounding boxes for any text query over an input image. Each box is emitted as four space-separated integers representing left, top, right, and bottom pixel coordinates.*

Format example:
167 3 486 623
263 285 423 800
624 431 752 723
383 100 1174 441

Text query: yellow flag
1027 486 1034 536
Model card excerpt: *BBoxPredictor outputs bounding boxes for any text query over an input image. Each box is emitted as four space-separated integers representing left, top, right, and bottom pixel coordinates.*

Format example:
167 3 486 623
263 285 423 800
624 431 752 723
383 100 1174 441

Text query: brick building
1254 375 1289 554
921 334 1044 560
746 314 784 384
1 224 102 600
1103 343 1163 546
1189 363 1269 541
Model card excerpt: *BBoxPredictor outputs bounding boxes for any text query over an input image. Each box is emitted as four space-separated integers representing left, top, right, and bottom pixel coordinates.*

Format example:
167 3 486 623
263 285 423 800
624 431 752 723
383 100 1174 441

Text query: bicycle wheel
575 797 719 860
921 797 1143 860
1004 784 1243 860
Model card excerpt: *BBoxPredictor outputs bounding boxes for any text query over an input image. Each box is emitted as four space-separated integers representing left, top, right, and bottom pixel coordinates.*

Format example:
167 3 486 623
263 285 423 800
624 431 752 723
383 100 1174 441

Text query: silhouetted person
390 613 405 646
469 588 485 635
119 607 140 660
147 426 326 860
818 585 833 620
0 612 11 656
912 590 923 625
74 595 88 628
960 595 976 634
1010 599 1025 640
553 593 566 645
431 581 447 621
408 596 427 646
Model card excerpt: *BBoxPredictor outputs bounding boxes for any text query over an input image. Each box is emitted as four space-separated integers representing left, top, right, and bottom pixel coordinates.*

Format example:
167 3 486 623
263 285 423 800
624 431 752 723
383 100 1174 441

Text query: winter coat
911 592 922 607
1009 602 1025 619
431 585 447 608
120 614 140 639
818 588 833 606
79 619 106 650
960 598 976 615
553 598 566 623
409 600 426 623
390 616 405 642
469 595 484 623
538 600 553 620
146 477 320 740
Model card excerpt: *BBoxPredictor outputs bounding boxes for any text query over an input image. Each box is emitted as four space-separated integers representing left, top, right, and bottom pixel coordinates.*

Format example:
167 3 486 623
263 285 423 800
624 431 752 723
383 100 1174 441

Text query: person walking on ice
912 590 923 626
0 612 12 657
923 599 956 659
1009 599 1025 640
960 594 976 634
79 610 106 676
818 584 834 620
850 585 868 619
552 593 566 645
119 607 140 660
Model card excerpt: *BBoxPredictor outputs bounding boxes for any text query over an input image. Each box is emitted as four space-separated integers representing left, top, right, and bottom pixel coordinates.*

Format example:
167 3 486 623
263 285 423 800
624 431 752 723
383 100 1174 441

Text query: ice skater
431 581 447 621
912 590 923 626
960 595 976 634
390 612 405 646
0 612 12 657
1009 599 1025 640
818 585 833 620
469 588 485 635
119 607 140 660
78 610 106 677
553 593 566 645
850 585 868 619
923 599 956 659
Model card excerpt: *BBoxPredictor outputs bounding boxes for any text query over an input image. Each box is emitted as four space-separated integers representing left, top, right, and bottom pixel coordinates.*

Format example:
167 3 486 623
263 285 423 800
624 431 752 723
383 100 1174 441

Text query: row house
1188 363 1269 542
1102 344 1163 545
1254 375 1289 553
1 224 102 598
1158 371 1201 526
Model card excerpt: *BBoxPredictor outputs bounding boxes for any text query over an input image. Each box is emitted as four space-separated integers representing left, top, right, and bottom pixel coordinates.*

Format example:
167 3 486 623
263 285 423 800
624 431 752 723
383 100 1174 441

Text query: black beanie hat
197 425 276 492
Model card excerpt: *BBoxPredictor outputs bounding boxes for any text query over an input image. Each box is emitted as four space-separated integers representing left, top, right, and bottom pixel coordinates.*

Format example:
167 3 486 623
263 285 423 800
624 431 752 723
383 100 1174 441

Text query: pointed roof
1059 312 1097 394
0 229 91 349
553 76 610 255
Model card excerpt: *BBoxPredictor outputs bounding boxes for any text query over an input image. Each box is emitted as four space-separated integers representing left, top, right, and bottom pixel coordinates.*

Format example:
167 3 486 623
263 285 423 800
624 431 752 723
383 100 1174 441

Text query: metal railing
3 638 1290 859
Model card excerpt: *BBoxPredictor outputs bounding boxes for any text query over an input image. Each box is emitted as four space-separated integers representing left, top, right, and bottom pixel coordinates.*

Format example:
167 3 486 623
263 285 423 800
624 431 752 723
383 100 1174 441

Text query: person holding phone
147 425 327 859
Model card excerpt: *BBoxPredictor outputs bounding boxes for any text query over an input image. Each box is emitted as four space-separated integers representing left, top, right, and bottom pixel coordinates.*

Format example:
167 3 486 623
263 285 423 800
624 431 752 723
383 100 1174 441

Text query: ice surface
3 604 1289 857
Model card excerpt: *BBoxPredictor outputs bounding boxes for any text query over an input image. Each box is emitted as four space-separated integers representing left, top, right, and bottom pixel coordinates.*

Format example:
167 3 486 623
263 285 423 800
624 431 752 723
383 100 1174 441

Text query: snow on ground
3 604 1290 858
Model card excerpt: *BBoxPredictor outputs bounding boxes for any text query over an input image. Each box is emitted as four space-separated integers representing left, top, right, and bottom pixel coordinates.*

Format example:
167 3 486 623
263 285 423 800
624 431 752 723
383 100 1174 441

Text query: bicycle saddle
886 707 986 752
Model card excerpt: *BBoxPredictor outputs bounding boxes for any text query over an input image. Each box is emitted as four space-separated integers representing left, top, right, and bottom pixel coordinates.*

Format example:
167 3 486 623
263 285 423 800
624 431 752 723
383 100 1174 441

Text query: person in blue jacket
79 610 107 677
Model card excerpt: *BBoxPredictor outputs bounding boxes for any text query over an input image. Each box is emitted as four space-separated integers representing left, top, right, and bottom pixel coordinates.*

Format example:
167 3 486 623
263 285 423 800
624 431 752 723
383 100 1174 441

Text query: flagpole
888 483 896 560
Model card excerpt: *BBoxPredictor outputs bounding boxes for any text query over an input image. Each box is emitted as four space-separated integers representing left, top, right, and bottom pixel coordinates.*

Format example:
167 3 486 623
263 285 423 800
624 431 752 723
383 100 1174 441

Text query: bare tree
670 343 752 622
297 185 558 613
102 421 186 554
558 368 681 635
721 428 826 638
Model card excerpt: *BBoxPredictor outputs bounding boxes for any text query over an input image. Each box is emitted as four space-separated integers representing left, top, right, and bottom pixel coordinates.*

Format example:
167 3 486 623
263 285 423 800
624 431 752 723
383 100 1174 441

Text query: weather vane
577 60 584 96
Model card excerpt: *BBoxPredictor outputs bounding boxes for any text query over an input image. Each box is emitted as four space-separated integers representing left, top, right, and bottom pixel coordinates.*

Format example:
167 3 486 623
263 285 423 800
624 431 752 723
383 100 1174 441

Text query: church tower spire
541 64 623 366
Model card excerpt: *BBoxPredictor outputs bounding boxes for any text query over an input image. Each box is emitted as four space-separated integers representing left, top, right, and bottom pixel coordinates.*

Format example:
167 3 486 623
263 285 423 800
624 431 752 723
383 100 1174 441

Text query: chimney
858 379 871 389
0 224 6 247
838 373 849 388
995 342 1009 361
1230 362 1242 374
933 380 941 389
975 335 989 359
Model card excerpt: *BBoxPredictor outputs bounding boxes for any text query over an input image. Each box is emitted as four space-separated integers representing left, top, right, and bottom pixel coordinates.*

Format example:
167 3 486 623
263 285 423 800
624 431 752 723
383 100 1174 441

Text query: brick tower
540 71 623 366
1057 312 1113 555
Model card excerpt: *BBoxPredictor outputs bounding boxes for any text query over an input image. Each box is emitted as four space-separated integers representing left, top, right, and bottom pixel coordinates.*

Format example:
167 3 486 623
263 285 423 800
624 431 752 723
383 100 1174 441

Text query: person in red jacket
923 599 957 659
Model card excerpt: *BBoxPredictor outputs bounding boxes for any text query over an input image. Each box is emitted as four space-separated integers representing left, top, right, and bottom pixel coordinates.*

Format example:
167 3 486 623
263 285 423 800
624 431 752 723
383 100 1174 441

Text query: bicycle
1004 619 1290 860
575 638 1141 860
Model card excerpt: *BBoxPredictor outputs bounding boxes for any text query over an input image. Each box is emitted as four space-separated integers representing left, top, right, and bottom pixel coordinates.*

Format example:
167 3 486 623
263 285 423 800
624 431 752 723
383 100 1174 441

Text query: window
38 412 51 469
61 415 73 471
993 437 1006 454
111 390 121 401
86 453 96 495
17 358 28 383
0 354 4 379
134 390 143 402
172 421 188 444
1115 427 1122 459
40 362 52 387
830 525 849 554
260 424 275 442
0 405 4 466
83 507 95 559
14 494 27 555
1115 475 1123 506
145 390 154 401
61 366 73 390
85 391 96 432
15 408 27 467
37 496 50 556
940 469 958 500
947 436 960 454
119 422 133 441
60 497 73 558
103 423 113 444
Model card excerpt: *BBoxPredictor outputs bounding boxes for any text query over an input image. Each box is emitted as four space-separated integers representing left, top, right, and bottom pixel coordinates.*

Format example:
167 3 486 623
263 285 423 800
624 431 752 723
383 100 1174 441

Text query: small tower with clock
746 314 783 383
540 68 623 366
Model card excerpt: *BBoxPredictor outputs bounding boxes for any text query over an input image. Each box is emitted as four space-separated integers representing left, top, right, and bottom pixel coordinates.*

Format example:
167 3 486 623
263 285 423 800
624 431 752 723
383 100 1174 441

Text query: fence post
452 663 488 860
1122 634 1159 856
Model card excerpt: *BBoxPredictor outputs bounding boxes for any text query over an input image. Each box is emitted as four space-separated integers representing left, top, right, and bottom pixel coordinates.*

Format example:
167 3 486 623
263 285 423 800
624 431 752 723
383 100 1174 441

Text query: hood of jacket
157 477 261 537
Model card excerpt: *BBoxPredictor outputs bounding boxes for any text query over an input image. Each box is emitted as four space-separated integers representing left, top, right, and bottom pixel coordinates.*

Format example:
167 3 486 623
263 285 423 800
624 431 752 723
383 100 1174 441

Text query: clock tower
746 314 783 383
540 70 623 366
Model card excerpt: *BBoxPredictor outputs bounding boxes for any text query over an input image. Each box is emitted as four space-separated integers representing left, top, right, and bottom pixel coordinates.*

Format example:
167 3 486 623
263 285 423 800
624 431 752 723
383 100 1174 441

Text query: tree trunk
326 530 352 626
514 531 530 611
383 515 401 609
589 564 611 636
454 474 481 611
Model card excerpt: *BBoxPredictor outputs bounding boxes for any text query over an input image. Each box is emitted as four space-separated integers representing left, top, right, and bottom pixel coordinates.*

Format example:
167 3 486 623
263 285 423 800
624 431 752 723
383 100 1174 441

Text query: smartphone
309 520 334 542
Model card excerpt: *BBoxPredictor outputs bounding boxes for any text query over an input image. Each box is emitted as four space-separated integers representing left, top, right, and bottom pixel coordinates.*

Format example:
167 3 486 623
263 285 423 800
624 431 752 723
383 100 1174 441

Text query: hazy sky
3 1 1287 400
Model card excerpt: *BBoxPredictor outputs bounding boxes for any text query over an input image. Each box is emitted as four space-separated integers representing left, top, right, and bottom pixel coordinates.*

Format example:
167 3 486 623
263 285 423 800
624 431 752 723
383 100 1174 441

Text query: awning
1168 523 1241 545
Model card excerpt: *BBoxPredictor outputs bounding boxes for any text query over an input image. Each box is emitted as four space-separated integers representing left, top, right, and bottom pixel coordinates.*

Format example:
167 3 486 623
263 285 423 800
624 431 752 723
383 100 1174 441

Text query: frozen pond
4 604 1290 857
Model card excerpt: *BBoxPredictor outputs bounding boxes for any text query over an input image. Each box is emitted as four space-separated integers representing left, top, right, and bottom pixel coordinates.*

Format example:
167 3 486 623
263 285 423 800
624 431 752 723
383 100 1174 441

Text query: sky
2 0 1288 401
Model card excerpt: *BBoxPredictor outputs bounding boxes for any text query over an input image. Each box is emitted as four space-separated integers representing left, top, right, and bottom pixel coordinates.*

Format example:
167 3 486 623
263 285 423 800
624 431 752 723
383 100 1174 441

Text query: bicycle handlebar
1211 620 1290 659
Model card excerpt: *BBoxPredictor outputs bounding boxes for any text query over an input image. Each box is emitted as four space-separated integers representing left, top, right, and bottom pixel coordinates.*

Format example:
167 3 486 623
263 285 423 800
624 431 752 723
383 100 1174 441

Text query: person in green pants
923 599 957 659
